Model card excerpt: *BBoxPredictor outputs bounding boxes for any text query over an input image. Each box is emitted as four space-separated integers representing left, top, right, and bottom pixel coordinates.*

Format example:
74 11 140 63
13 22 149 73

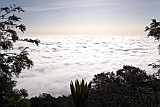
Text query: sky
0 0 160 36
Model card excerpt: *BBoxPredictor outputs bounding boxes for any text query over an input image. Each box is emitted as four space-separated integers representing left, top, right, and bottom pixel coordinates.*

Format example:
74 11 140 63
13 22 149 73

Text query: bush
87 65 160 107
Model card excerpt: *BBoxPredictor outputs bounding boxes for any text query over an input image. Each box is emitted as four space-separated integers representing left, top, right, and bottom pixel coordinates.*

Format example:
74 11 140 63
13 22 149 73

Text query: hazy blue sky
1 0 160 36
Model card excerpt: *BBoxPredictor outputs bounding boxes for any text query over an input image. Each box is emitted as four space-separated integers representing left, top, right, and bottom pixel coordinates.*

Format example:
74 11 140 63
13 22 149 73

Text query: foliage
87 65 160 107
30 93 73 107
145 19 160 73
30 80 91 107
0 5 40 107
145 19 160 40
70 79 91 107
29 66 160 107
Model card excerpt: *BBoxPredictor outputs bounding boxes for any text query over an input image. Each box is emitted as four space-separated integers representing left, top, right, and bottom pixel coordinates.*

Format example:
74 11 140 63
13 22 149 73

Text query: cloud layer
15 35 159 98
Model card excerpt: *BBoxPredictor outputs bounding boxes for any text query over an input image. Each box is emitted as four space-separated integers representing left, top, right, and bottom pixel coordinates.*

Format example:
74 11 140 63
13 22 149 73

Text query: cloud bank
15 35 159 98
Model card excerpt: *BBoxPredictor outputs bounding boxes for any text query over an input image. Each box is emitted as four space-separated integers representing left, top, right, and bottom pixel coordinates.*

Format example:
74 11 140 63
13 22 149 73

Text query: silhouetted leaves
29 66 160 107
87 65 160 107
145 19 160 40
70 79 91 107
21 38 40 46
30 93 73 107
0 5 39 107
145 19 160 76
16 24 26 33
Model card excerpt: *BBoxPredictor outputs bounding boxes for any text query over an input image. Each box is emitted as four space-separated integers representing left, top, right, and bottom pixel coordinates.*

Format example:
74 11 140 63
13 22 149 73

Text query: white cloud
15 35 159 98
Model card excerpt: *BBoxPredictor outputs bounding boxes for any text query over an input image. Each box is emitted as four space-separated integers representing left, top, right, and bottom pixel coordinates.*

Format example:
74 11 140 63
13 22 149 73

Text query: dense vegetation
0 5 39 107
145 19 160 73
30 65 160 107
1 5 160 107
88 65 160 107
70 79 91 107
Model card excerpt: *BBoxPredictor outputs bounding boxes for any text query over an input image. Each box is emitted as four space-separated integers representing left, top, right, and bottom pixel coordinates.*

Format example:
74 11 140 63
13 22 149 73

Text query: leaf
1 7 10 13
16 24 26 33
145 26 150 32
70 79 91 107
8 14 21 22
151 19 156 23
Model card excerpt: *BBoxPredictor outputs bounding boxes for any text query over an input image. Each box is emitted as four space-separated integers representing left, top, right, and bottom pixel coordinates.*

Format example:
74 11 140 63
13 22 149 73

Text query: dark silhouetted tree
145 19 160 74
0 5 40 107
87 65 160 107
145 19 160 40
30 93 73 107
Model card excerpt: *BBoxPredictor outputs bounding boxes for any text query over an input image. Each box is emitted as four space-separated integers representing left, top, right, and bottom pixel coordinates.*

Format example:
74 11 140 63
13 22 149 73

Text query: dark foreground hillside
30 65 160 107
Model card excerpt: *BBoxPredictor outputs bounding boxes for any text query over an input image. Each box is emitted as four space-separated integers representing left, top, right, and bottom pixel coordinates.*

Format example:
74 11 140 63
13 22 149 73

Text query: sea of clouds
14 35 159 98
